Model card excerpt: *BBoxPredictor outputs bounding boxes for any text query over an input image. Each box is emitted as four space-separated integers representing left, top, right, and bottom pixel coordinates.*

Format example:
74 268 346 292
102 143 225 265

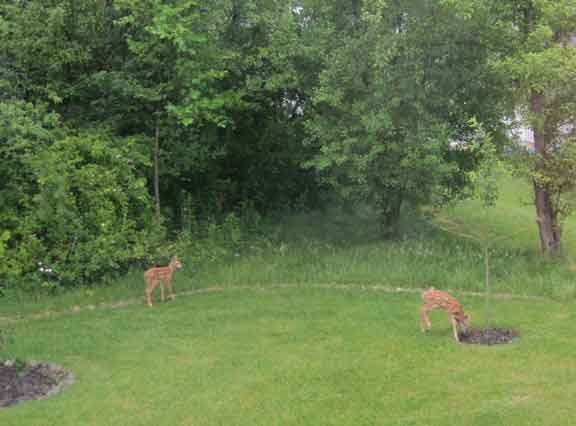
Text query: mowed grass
2 288 576 426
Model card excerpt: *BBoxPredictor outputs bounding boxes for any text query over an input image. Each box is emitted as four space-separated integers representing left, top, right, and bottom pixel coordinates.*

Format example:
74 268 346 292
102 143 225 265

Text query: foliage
0 101 59 287
538 140 576 222
5 0 572 292
4 174 576 320
19 131 154 287
300 0 503 237
446 0 576 254
178 202 275 269
0 0 326 292
510 133 576 230
498 0 576 254
0 102 155 290
0 230 10 295
463 119 508 209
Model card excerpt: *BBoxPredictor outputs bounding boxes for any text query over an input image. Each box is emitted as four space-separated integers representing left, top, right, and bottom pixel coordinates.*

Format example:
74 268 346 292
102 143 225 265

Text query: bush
1 103 156 291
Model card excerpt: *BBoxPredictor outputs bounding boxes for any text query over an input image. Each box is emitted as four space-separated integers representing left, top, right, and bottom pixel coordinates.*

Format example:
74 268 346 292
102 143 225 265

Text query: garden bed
459 328 519 345
0 360 75 409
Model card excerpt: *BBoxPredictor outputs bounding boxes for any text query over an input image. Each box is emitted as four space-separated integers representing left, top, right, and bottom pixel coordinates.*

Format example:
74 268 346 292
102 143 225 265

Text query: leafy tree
506 1 576 255
0 101 59 243
0 0 328 291
300 0 502 236
445 0 576 255
0 0 120 105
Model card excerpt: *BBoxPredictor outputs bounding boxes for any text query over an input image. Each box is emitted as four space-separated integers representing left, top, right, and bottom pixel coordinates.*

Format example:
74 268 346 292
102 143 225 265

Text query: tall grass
190 174 576 299
193 206 575 299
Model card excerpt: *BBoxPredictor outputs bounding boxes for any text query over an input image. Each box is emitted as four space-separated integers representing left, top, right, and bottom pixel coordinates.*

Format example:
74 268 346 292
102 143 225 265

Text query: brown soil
0 361 75 409
459 327 519 345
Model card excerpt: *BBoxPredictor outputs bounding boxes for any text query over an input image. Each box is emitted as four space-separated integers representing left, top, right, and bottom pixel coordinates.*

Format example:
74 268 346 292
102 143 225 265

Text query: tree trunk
530 91 561 254
380 191 403 239
153 121 161 220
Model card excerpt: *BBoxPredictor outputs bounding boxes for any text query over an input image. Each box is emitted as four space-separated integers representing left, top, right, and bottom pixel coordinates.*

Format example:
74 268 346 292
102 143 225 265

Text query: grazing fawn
144 256 182 307
420 288 470 342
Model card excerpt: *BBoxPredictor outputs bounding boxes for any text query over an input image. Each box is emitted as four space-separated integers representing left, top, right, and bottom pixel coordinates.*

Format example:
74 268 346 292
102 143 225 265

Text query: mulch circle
0 360 75 409
459 327 519 345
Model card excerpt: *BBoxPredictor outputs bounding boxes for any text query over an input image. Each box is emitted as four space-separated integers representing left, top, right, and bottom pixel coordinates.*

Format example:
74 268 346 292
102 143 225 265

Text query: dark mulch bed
459 327 519 345
0 360 75 409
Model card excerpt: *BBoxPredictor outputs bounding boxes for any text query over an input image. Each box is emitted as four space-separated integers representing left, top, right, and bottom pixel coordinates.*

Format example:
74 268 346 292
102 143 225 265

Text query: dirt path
0 283 550 326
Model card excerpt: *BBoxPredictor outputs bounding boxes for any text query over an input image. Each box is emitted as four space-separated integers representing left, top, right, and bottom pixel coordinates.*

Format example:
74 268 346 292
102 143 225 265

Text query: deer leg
420 305 432 333
160 281 165 303
146 280 157 307
450 317 461 343
166 279 176 300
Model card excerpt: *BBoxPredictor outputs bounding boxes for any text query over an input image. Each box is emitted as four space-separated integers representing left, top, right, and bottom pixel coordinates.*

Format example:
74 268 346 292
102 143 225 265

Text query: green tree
0 0 328 291
300 0 503 236
507 1 576 255
445 0 576 255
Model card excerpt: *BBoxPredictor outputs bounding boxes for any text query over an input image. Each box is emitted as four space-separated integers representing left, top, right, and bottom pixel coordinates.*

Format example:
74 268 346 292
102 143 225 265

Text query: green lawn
1 288 574 426
3 176 576 424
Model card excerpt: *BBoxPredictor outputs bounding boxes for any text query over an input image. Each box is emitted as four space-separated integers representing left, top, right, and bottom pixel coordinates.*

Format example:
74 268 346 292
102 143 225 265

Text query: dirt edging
0 283 550 326
0 361 75 409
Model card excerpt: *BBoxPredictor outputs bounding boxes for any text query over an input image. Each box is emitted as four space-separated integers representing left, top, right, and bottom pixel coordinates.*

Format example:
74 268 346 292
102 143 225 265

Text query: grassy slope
436 175 576 254
2 289 575 426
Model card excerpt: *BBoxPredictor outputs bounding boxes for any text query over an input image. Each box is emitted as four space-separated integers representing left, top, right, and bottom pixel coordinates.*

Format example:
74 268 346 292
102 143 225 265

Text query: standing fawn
144 256 183 307
420 288 470 342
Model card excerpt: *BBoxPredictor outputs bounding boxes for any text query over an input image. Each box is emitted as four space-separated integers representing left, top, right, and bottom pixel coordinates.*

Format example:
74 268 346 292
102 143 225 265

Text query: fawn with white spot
420 288 470 342
144 256 182 307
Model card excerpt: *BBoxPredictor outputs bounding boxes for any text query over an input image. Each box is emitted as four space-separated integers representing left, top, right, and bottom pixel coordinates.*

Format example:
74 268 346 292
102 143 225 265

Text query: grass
2 288 576 426
190 193 576 300
3 175 576 320
2 175 576 424
435 175 576 254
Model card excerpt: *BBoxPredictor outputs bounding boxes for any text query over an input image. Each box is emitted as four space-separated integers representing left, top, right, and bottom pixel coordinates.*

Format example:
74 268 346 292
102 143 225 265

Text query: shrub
1 102 156 291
